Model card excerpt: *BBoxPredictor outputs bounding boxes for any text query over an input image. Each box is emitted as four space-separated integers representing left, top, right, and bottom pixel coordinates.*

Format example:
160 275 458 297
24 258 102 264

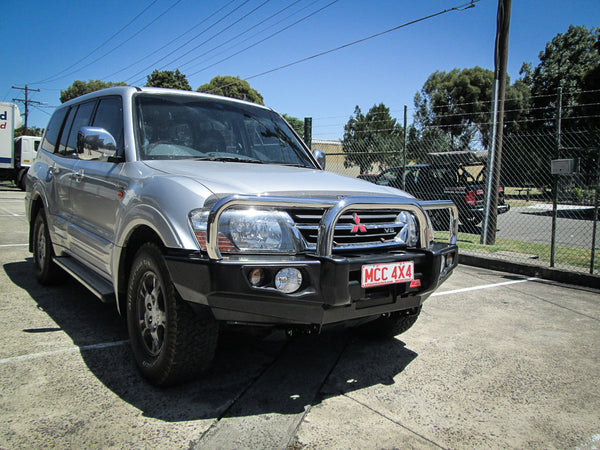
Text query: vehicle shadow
4 258 417 422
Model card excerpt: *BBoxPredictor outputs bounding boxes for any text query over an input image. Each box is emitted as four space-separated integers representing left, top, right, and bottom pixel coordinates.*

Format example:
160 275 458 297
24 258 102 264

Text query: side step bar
53 256 116 303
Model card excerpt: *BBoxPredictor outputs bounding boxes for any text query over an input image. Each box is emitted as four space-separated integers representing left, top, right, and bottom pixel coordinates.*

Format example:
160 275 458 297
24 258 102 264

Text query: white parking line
0 278 539 366
0 340 129 365
432 277 539 297
0 244 28 247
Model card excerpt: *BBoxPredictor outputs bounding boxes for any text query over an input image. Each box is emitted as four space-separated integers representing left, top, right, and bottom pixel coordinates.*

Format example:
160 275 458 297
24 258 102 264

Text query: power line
40 0 186 85
177 0 307 74
124 0 254 84
12 85 46 132
33 0 160 85
103 0 238 80
204 0 480 95
154 0 273 75
188 0 338 78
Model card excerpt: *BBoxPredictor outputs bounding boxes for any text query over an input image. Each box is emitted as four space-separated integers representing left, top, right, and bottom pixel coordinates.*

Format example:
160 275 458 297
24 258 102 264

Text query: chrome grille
288 208 410 249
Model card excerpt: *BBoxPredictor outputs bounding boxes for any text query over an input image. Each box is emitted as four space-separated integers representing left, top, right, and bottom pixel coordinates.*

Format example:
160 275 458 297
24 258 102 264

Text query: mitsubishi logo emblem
351 213 367 233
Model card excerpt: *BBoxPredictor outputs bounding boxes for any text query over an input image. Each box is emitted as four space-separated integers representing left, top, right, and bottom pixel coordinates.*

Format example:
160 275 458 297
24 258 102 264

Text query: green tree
523 25 600 130
60 79 127 103
405 125 452 164
15 126 43 137
578 32 600 127
145 69 192 90
281 114 304 139
197 75 264 105
342 104 403 174
413 67 528 149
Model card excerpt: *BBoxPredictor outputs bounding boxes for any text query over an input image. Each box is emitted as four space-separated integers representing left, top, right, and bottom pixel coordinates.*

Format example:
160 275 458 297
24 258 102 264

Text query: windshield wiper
281 163 312 168
194 156 264 164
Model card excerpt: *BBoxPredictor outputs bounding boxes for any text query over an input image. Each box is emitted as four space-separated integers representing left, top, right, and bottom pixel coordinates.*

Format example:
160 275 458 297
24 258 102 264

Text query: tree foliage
15 126 43 137
522 25 600 129
281 114 304 139
578 32 600 127
197 75 264 105
145 69 192 90
342 104 403 174
413 67 528 150
60 79 127 103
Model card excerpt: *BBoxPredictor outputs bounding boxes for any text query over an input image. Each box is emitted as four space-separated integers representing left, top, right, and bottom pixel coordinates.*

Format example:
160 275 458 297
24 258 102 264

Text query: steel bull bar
205 195 458 261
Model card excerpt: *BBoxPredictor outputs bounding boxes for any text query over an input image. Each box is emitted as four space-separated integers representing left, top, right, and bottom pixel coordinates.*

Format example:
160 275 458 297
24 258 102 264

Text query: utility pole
12 84 44 134
481 0 512 245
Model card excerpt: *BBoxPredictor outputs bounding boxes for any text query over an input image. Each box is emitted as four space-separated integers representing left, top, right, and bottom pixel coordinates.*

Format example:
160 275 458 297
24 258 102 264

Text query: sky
1 0 599 140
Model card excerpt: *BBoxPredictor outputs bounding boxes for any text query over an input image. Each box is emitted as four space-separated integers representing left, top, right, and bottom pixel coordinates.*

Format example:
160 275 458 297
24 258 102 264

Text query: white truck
0 102 41 190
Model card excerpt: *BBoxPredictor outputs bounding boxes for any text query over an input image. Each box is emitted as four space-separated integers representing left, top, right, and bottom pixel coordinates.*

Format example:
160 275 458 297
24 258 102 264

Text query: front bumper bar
171 195 459 327
166 242 458 326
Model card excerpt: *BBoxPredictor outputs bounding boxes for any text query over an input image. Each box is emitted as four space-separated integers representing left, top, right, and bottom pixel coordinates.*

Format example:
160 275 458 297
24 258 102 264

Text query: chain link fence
311 122 599 276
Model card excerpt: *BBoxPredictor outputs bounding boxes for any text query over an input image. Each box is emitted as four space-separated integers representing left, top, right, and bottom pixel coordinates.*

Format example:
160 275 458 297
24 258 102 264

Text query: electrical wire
33 0 161 85
103 0 238 80
203 0 480 95
176 0 308 74
39 0 186 85
187 0 338 78
124 0 256 84
155 0 273 74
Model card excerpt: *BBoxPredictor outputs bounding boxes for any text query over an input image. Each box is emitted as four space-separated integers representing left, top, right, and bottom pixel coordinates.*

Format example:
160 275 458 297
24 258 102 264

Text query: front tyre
127 243 219 386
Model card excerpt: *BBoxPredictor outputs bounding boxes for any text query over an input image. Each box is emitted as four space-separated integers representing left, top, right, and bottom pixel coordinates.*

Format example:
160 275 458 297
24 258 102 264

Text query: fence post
304 117 312 149
550 88 562 267
591 146 599 274
402 105 407 190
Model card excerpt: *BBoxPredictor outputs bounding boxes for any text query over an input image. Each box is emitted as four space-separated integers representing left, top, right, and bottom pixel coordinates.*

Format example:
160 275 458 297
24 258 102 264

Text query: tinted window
65 101 96 155
40 107 68 153
58 107 77 156
92 96 124 156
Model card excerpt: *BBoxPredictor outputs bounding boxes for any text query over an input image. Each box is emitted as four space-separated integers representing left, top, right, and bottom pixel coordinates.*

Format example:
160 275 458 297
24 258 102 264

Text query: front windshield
134 93 315 167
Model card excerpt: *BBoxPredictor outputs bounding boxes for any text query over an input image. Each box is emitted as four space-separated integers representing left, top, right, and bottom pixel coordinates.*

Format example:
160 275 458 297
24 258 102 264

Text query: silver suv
26 87 458 386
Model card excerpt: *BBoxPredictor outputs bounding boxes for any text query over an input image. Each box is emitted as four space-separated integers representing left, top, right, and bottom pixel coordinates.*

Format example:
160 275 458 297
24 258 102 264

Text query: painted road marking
0 278 541 366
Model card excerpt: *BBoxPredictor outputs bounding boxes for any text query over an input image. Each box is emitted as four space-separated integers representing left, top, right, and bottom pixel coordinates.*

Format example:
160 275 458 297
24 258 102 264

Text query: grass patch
436 230 598 271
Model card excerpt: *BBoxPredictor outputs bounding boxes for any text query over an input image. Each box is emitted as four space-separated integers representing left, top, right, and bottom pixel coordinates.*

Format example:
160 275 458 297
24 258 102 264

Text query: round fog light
275 268 302 294
248 268 266 287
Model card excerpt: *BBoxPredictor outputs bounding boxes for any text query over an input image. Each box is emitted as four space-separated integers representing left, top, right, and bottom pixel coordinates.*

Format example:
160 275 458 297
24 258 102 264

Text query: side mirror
77 127 119 161
312 148 326 170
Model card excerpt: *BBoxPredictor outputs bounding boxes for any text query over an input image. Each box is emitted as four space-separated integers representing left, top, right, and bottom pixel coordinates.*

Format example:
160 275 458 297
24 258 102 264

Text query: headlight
189 208 299 254
394 211 418 247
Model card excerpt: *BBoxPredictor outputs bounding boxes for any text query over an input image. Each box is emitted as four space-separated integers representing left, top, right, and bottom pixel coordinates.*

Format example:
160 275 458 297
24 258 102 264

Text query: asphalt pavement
1 185 599 449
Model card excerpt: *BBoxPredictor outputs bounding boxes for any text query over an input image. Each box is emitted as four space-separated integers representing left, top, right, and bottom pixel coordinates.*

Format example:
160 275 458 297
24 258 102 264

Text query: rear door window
90 96 124 159
65 101 97 156
40 107 68 153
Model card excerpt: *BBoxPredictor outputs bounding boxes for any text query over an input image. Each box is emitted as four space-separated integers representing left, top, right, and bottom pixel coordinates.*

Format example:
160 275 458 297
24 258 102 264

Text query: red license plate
361 261 414 288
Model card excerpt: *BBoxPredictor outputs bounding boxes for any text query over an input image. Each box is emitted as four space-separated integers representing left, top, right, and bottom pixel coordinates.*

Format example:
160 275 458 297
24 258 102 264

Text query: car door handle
74 169 84 182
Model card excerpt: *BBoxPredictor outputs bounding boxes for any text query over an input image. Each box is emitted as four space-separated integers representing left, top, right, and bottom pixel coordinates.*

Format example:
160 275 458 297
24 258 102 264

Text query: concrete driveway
1 185 599 449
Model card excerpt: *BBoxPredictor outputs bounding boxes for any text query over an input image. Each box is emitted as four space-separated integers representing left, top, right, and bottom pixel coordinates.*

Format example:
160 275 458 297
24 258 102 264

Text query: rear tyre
127 243 219 386
32 211 63 285
355 307 421 339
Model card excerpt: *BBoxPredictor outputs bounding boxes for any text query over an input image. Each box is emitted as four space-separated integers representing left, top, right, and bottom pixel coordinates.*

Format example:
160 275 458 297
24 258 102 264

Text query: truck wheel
17 168 28 191
32 211 63 285
355 308 421 339
127 243 219 386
